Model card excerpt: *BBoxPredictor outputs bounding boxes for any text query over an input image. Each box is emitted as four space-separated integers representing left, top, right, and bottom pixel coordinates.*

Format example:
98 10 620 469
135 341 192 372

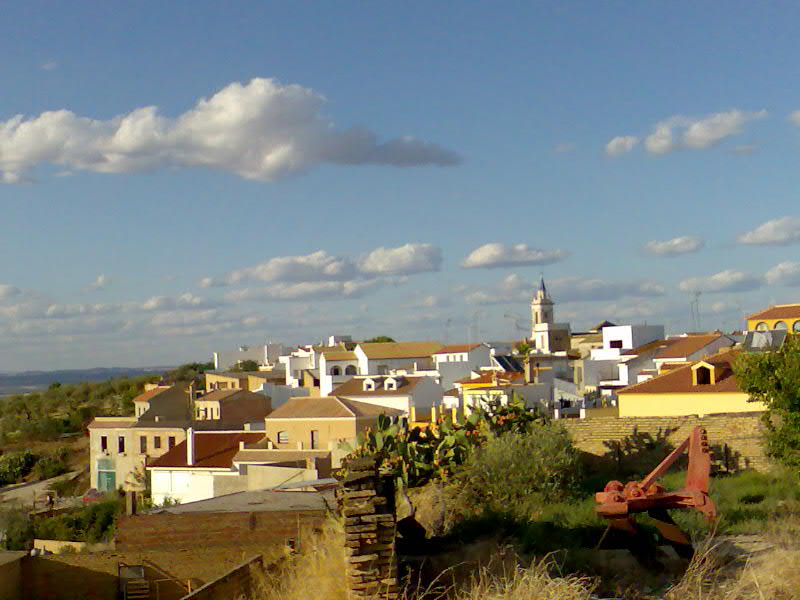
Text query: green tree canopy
230 359 259 372
364 336 395 343
735 335 800 467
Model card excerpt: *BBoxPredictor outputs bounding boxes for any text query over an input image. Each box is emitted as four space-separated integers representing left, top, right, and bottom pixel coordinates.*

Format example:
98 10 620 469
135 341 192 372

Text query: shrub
0 450 39 485
32 448 69 480
455 424 583 517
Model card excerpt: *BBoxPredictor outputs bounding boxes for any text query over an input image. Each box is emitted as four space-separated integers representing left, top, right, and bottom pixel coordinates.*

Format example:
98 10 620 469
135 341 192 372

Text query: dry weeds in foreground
254 516 800 600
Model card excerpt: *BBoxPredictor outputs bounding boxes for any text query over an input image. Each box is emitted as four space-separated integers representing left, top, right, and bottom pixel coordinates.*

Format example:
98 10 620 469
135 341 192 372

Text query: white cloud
204 243 440 289
644 236 704 257
464 274 665 305
553 143 575 153
678 269 762 293
605 136 639 157
224 279 384 302
358 243 442 276
789 111 800 126
85 274 111 291
0 78 461 184
41 61 59 71
462 243 570 269
150 309 219 327
0 284 21 300
609 110 767 157
203 250 357 287
646 110 767 155
766 261 800 286
550 277 666 302
737 216 800 246
139 293 218 311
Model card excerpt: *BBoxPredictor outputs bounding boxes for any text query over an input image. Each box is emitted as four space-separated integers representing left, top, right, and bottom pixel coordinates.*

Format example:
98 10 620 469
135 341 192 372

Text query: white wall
150 469 217 505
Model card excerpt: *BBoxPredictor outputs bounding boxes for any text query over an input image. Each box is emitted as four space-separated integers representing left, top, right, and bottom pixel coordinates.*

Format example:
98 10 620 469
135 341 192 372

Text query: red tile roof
655 334 726 360
619 349 742 395
266 396 405 419
433 344 481 354
132 387 169 404
357 341 443 359
332 376 424 397
747 304 800 321
148 432 264 469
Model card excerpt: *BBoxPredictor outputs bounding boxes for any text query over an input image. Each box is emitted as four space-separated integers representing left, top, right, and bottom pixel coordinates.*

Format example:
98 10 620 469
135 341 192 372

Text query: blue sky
2 2 800 371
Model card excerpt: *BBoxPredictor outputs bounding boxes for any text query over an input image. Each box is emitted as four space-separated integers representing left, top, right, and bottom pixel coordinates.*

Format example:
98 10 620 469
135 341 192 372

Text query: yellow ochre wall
746 316 800 332
618 391 766 418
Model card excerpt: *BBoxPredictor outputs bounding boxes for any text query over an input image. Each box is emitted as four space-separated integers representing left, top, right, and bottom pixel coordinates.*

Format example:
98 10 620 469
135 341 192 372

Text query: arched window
345 365 357 375
695 366 711 385
277 431 289 444
794 320 800 333
755 322 769 331
774 321 788 330
330 366 341 376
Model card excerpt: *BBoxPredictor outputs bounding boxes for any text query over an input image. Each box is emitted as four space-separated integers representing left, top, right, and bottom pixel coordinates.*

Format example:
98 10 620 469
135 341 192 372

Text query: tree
231 359 259 372
734 335 800 467
364 336 395 343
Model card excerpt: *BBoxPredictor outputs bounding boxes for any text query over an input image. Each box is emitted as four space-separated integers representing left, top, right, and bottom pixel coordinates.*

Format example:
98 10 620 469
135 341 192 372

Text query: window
609 340 623 349
168 436 176 449
118 436 126 454
794 320 800 333
345 365 357 375
695 366 711 385
364 380 375 391
775 321 788 330
756 322 769 331
331 366 341 376
310 430 320 449
385 379 397 391
100 436 108 452
377 364 389 375
277 431 289 444
97 459 115 492
139 436 147 454
154 436 161 449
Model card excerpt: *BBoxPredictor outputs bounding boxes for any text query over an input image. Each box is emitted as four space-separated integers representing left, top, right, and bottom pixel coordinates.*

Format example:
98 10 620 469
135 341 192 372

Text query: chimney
186 427 194 466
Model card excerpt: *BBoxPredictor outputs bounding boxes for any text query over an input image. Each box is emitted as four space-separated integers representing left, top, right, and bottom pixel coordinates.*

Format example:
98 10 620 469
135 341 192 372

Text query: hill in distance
0 366 173 397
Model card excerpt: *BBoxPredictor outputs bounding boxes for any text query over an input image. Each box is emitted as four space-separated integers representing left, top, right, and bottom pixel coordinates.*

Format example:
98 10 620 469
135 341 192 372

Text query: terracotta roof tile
655 334 726 360
266 396 404 419
321 350 357 360
433 344 481 354
132 387 169 404
332 376 424 397
619 349 742 395
357 341 442 359
148 432 265 469
747 304 800 321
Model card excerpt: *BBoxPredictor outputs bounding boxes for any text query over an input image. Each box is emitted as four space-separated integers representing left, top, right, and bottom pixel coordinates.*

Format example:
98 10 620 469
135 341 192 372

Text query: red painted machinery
595 426 716 563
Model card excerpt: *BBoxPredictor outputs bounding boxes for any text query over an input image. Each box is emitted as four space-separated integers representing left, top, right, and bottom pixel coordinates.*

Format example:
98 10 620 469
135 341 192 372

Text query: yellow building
617 349 767 417
746 303 800 333
264 396 404 451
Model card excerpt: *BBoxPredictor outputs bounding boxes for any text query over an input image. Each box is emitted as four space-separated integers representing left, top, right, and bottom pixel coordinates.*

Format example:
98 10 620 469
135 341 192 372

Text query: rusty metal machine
595 426 716 564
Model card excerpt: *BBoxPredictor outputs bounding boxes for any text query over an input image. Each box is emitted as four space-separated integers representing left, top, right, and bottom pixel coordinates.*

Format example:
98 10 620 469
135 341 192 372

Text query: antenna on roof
690 291 702 332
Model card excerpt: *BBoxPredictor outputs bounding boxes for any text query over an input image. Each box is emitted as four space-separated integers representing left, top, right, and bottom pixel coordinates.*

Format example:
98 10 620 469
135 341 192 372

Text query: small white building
147 430 265 505
331 375 443 415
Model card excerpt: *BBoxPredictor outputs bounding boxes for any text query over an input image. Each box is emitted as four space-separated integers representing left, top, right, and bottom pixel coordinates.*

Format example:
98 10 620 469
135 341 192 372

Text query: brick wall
561 412 769 473
115 509 326 552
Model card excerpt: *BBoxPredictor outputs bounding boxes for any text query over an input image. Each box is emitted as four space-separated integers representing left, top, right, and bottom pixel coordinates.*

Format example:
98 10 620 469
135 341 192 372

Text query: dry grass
253 515 800 600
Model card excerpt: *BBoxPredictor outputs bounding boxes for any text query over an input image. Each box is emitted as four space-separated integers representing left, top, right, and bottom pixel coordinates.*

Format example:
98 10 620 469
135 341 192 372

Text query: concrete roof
655 334 726 360
148 432 265 469
145 489 330 515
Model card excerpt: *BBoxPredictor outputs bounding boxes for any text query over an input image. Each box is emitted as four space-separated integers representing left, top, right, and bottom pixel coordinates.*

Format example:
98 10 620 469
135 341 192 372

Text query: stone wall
561 412 769 473
337 457 398 599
